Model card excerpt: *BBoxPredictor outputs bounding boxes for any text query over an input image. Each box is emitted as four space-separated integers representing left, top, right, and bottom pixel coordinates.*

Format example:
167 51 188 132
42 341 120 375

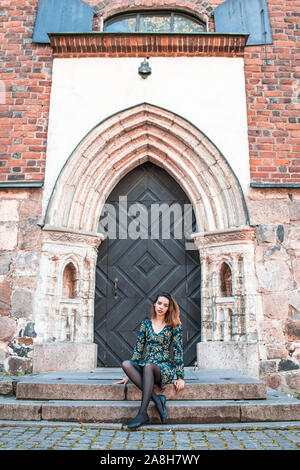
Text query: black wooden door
94 162 201 367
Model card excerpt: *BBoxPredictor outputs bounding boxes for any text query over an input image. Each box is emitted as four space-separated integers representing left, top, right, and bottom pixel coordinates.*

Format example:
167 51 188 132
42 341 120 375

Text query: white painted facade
43 56 250 217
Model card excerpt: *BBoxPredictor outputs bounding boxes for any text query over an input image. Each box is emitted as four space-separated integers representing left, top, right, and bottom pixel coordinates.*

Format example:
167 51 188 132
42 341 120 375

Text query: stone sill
49 32 248 58
215 297 235 304
250 182 300 188
0 181 44 188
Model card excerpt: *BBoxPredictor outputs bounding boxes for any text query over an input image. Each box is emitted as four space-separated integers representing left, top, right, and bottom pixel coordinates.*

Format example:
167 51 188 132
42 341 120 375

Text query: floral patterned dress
130 318 184 389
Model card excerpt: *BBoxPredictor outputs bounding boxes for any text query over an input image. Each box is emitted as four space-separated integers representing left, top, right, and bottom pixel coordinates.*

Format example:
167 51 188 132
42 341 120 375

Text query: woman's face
154 296 170 319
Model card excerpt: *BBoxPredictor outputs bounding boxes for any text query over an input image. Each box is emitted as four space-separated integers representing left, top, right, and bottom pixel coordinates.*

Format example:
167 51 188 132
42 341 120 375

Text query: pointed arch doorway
35 104 260 376
94 162 201 367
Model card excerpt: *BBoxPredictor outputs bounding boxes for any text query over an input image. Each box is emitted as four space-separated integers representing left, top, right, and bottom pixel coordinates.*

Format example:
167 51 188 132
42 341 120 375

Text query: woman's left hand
174 378 185 391
113 376 129 385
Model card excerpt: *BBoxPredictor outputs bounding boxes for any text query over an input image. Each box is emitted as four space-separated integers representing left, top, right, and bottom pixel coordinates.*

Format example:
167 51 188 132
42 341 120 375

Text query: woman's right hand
113 376 129 385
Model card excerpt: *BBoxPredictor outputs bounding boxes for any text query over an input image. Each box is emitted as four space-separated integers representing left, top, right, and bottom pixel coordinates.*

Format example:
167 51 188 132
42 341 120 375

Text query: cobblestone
0 422 299 451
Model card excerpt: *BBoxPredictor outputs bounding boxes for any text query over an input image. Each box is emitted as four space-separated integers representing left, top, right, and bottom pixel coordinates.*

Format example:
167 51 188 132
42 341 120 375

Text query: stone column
193 226 263 378
32 225 104 372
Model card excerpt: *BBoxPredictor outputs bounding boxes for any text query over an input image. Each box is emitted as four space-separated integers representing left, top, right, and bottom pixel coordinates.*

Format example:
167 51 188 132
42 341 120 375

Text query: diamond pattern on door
94 162 201 367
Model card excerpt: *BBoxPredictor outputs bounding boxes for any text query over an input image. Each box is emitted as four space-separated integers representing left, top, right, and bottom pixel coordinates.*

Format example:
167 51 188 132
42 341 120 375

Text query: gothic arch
35 103 263 372
45 103 249 235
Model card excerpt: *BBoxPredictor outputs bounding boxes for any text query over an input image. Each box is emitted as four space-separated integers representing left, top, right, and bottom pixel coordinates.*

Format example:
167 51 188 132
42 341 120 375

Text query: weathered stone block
292 258 300 287
247 200 290 225
0 253 12 275
0 223 18 251
17 382 125 401
256 225 276 244
262 292 288 320
286 374 300 391
15 251 39 276
266 347 288 360
197 341 260 378
260 360 277 375
289 290 300 313
262 374 282 390
289 202 300 221
32 342 98 373
0 380 13 396
256 260 293 292
6 357 32 375
286 227 300 250
0 399 41 421
0 317 16 342
0 280 11 316
0 200 19 222
19 198 42 218
19 219 41 250
278 359 299 372
260 321 285 346
11 289 33 318
284 320 300 342
241 402 300 422
23 322 37 338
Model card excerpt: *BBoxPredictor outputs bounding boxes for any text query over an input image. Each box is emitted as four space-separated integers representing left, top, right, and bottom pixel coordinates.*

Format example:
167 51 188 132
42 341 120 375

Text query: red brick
1 0 299 184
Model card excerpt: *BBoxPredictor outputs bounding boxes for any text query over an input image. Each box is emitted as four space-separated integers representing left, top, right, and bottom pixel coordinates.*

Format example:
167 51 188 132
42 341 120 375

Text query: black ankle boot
158 395 167 424
127 412 149 429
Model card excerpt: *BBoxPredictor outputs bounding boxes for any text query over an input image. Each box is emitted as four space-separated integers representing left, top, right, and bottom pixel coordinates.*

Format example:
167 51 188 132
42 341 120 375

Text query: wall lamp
138 58 152 79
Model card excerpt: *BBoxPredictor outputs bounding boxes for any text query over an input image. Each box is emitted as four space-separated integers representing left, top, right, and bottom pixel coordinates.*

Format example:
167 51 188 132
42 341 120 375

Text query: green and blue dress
130 318 184 389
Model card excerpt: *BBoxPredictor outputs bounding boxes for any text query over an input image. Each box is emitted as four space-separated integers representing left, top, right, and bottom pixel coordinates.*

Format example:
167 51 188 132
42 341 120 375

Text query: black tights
122 360 163 418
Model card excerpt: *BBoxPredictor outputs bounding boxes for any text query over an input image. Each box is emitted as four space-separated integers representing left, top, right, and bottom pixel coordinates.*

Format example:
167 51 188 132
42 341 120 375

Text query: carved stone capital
192 226 256 249
42 225 104 249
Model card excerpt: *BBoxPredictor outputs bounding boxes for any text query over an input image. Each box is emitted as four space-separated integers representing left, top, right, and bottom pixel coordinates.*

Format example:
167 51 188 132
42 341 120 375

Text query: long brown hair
151 292 181 328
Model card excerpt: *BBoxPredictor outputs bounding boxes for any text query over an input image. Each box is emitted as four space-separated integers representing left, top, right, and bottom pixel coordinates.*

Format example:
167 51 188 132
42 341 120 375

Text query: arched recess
93 0 214 27
34 103 263 374
45 103 249 234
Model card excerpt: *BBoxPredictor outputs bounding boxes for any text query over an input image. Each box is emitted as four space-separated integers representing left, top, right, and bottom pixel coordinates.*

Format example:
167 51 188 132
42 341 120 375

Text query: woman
115 292 185 429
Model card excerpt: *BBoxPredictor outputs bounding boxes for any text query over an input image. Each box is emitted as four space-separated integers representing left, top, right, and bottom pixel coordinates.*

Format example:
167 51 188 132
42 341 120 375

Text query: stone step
0 389 300 424
14 369 267 401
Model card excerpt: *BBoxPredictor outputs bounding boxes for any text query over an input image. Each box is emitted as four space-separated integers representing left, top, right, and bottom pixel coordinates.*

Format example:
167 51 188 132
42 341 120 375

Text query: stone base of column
197 341 260 379
32 342 98 373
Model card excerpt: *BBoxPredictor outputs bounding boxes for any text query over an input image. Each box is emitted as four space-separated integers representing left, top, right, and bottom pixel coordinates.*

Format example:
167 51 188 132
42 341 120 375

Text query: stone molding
42 225 104 249
49 32 247 58
192 226 256 248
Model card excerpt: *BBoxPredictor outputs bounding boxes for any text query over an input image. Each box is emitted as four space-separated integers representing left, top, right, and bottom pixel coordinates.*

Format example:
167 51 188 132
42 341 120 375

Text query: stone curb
0 419 299 432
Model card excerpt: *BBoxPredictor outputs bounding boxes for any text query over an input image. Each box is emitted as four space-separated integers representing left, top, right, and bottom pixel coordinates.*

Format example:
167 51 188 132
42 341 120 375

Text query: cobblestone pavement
0 422 299 451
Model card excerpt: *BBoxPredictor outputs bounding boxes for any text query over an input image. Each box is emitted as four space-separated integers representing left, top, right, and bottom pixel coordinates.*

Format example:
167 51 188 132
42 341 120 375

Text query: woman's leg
122 360 163 418
138 363 162 417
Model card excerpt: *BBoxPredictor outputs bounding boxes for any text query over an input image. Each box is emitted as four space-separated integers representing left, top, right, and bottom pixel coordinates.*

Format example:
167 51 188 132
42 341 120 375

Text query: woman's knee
143 363 157 375
121 360 131 371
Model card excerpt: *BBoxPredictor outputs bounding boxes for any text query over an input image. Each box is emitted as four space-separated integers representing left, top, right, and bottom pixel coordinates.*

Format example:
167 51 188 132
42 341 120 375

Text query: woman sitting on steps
115 292 185 429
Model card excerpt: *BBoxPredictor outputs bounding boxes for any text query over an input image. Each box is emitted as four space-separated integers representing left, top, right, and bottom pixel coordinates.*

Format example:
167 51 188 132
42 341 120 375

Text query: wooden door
94 162 201 366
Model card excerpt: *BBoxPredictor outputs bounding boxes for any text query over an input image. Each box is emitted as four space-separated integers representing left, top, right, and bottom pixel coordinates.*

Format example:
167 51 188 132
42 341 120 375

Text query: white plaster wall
43 56 250 218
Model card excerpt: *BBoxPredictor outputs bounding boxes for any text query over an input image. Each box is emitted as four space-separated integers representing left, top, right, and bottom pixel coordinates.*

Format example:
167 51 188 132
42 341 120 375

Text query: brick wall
1 0 299 184
243 1 300 184
0 0 52 184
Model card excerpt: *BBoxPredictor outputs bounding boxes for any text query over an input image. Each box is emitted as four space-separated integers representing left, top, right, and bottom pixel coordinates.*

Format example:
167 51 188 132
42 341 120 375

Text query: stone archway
45 103 248 232
33 103 262 374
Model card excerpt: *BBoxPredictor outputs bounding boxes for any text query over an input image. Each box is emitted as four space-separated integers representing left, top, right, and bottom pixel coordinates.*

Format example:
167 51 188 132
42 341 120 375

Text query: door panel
94 162 201 367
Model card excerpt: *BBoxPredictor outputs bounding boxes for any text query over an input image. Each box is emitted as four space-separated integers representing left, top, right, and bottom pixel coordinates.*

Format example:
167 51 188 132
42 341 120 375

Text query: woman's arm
173 323 185 391
130 320 147 364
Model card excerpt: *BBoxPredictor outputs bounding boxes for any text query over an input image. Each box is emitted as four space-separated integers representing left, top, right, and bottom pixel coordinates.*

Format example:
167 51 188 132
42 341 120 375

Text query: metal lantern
138 59 152 79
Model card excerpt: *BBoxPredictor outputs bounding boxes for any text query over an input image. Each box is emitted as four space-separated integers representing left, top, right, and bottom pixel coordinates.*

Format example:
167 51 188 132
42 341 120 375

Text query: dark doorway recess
94 162 201 367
